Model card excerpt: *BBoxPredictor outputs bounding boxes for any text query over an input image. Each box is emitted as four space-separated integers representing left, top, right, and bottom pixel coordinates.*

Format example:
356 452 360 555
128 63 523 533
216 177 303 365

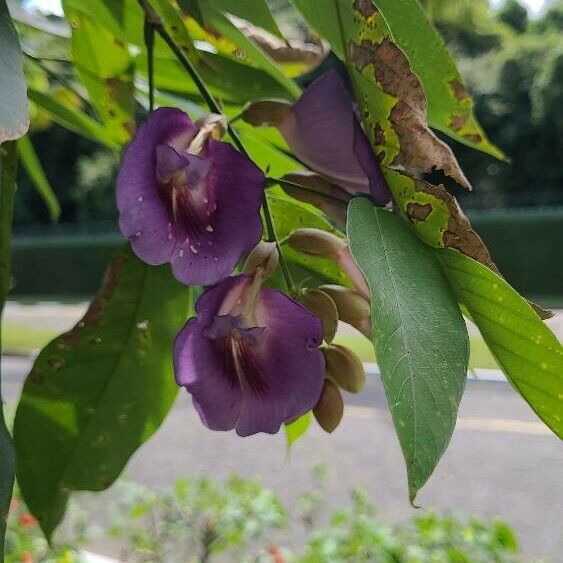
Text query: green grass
333 332 498 369
1 321 498 369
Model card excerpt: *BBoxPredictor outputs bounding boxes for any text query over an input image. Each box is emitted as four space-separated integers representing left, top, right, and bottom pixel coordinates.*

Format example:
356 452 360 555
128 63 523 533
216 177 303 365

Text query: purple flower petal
169 140 264 286
117 108 265 285
277 70 390 203
117 108 196 265
352 119 391 205
174 275 325 436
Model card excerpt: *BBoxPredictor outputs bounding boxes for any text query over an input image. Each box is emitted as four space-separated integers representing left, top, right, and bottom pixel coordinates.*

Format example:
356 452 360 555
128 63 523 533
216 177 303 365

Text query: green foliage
284 412 312 446
347 200 469 501
13 247 194 538
5 487 88 563
498 0 528 34
108 476 286 561
4 474 521 563
291 0 502 158
300 490 518 563
62 0 136 145
17 135 60 221
437 249 563 439
27 88 119 149
365 0 503 159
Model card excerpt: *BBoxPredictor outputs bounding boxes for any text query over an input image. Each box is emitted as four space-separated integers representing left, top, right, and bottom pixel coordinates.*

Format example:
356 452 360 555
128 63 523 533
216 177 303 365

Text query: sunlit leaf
205 0 283 38
63 1 136 144
27 88 119 149
369 0 504 159
347 199 469 502
284 412 312 447
14 246 194 538
197 3 300 99
437 249 563 439
290 0 502 159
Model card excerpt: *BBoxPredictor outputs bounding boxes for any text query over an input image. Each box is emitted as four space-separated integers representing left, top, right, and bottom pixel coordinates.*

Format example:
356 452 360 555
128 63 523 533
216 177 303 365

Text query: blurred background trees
13 0 563 227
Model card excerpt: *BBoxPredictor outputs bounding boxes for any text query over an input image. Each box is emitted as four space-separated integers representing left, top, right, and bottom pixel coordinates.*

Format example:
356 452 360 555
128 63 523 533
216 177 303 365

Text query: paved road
2 356 562 561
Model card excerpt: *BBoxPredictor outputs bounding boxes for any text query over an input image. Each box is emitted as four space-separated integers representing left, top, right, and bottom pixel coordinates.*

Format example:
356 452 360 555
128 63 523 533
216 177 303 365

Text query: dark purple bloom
174 274 325 436
246 70 391 205
117 108 264 286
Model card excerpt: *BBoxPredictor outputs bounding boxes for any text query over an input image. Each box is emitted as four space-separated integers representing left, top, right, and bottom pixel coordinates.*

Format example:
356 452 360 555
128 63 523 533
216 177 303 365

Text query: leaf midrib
373 210 420 480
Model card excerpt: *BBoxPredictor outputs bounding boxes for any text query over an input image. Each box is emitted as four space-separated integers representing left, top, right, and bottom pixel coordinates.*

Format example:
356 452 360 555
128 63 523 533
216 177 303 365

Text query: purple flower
174 274 325 436
245 70 391 205
117 108 265 286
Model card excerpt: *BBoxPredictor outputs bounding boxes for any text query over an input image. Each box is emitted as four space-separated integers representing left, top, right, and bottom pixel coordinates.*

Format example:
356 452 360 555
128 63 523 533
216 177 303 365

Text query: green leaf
206 0 283 38
0 142 18 556
62 2 136 145
198 4 300 99
347 199 469 501
14 246 193 538
370 0 504 159
17 135 61 222
284 412 312 447
0 0 29 143
268 194 351 287
290 0 502 159
437 249 563 439
150 0 200 61
27 88 119 149
137 51 291 104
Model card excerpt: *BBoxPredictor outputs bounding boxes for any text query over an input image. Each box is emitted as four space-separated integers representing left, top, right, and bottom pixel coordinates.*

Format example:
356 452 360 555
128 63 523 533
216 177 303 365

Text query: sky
29 0 549 17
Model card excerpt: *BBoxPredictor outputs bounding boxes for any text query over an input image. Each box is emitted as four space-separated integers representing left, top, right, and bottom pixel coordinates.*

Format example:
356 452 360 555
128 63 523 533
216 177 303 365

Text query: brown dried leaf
349 39 471 190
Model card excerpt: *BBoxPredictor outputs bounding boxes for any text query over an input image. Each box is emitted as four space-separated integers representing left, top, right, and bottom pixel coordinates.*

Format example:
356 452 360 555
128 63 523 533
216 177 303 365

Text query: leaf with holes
14 246 193 539
438 249 563 438
347 199 469 501
369 0 504 159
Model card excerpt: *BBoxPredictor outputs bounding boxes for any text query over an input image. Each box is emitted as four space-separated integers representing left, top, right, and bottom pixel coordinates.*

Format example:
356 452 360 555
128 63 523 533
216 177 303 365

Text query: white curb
363 362 507 383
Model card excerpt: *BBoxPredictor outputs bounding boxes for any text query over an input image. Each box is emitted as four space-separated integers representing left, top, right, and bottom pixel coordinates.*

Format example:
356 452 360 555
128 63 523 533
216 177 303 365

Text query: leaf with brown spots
350 38 471 190
291 0 503 159
64 4 135 144
13 246 194 539
385 168 552 319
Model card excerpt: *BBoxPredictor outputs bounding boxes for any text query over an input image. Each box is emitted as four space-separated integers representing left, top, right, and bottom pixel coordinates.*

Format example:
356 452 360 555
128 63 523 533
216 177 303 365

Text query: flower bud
324 344 365 393
313 378 343 433
281 172 350 226
242 99 292 127
319 284 371 330
243 241 279 279
300 289 338 343
287 228 346 258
